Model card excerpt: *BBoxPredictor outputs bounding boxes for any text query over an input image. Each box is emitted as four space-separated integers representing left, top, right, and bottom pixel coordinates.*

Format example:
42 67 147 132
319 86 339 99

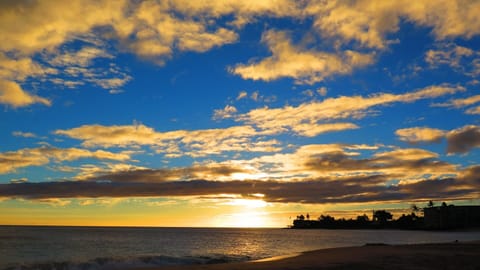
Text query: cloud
0 146 131 174
0 80 51 108
114 1 240 63
308 0 480 49
434 94 480 108
214 143 457 184
86 164 252 183
1 141 473 204
55 123 281 157
0 172 475 204
236 91 248 100
2 0 290 104
301 146 456 180
425 43 480 79
460 165 480 186
1 0 478 108
12 131 37 138
0 1 126 54
170 0 303 19
395 127 445 144
212 105 238 120
10 178 28 184
47 47 113 67
433 94 480 115
0 53 56 81
317 87 327 96
395 125 480 154
466 106 480 115
292 123 359 137
446 125 480 154
425 44 474 68
230 30 374 84
237 84 461 135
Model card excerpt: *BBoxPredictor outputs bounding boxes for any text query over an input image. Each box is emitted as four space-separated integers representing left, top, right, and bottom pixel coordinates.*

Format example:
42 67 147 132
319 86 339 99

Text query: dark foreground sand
141 241 480 270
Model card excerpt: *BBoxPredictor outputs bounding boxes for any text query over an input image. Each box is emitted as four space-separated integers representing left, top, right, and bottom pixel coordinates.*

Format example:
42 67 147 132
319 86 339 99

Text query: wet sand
142 241 480 270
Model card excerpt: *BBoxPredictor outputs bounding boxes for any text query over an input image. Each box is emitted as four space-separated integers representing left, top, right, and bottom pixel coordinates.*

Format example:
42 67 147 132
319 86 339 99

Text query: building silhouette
423 205 480 230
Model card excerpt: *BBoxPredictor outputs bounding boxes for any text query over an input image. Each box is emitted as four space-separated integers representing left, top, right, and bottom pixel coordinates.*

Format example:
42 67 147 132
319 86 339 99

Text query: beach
149 241 480 270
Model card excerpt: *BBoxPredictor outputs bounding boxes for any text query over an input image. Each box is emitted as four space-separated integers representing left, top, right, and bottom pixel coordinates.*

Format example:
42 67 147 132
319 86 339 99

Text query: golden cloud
466 106 480 115
292 123 359 137
433 94 480 115
308 0 480 48
395 127 445 144
212 105 238 120
0 146 131 174
425 44 474 68
0 80 51 108
237 85 462 135
1 0 479 107
55 123 281 157
396 125 480 154
230 30 374 84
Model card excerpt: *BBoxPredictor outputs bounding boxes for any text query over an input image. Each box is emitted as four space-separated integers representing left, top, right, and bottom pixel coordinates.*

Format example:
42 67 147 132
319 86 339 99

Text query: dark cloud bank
1 166 478 204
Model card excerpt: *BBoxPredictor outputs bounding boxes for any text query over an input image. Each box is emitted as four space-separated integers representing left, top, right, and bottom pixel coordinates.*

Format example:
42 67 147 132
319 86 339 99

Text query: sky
0 0 479 228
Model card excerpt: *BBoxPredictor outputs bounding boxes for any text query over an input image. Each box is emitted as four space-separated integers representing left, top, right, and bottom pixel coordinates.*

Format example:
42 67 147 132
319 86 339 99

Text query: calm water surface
1 226 479 269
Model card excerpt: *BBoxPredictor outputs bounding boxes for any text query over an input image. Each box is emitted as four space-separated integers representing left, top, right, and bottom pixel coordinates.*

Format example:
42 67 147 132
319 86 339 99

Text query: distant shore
143 241 480 270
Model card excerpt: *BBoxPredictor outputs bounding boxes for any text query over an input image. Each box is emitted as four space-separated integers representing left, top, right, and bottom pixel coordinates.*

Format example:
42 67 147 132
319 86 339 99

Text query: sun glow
212 198 272 227
223 198 268 208
217 211 270 228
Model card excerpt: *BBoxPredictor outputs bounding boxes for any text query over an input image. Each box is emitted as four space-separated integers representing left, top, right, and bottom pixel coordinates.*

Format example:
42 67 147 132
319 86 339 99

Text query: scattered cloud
395 127 445 144
292 123 359 137
12 131 37 138
425 44 474 68
47 47 113 67
236 91 248 100
308 0 480 49
434 94 480 108
55 124 281 157
465 106 480 115
0 146 131 174
446 125 480 154
0 80 51 108
85 163 252 183
212 105 238 120
237 84 461 135
425 43 480 78
317 87 327 96
230 30 374 84
10 178 28 184
396 125 480 154
0 53 56 81
433 94 480 114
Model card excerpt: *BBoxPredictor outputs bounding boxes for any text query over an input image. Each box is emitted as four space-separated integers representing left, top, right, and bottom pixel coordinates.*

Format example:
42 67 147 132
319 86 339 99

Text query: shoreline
140 241 480 270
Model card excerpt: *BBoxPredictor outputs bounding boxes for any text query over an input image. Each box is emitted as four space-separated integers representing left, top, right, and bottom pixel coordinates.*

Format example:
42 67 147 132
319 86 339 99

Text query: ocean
1 226 480 270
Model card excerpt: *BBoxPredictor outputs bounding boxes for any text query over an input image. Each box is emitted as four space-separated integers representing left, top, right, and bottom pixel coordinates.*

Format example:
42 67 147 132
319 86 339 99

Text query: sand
142 241 480 270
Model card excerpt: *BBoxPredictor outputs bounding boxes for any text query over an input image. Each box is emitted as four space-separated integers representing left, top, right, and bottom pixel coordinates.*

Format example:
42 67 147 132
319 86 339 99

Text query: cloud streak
54 124 281 157
237 84 461 136
0 146 130 174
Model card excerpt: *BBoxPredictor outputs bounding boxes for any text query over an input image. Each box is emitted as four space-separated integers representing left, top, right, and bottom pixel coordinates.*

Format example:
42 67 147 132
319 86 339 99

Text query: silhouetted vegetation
292 202 480 230
292 210 423 229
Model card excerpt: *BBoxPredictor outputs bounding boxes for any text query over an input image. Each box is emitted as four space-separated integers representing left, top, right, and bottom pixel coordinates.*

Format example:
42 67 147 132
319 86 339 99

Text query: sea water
1 226 480 270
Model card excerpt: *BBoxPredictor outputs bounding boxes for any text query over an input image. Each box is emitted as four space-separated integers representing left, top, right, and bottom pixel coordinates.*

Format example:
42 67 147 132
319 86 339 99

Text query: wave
2 254 254 270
